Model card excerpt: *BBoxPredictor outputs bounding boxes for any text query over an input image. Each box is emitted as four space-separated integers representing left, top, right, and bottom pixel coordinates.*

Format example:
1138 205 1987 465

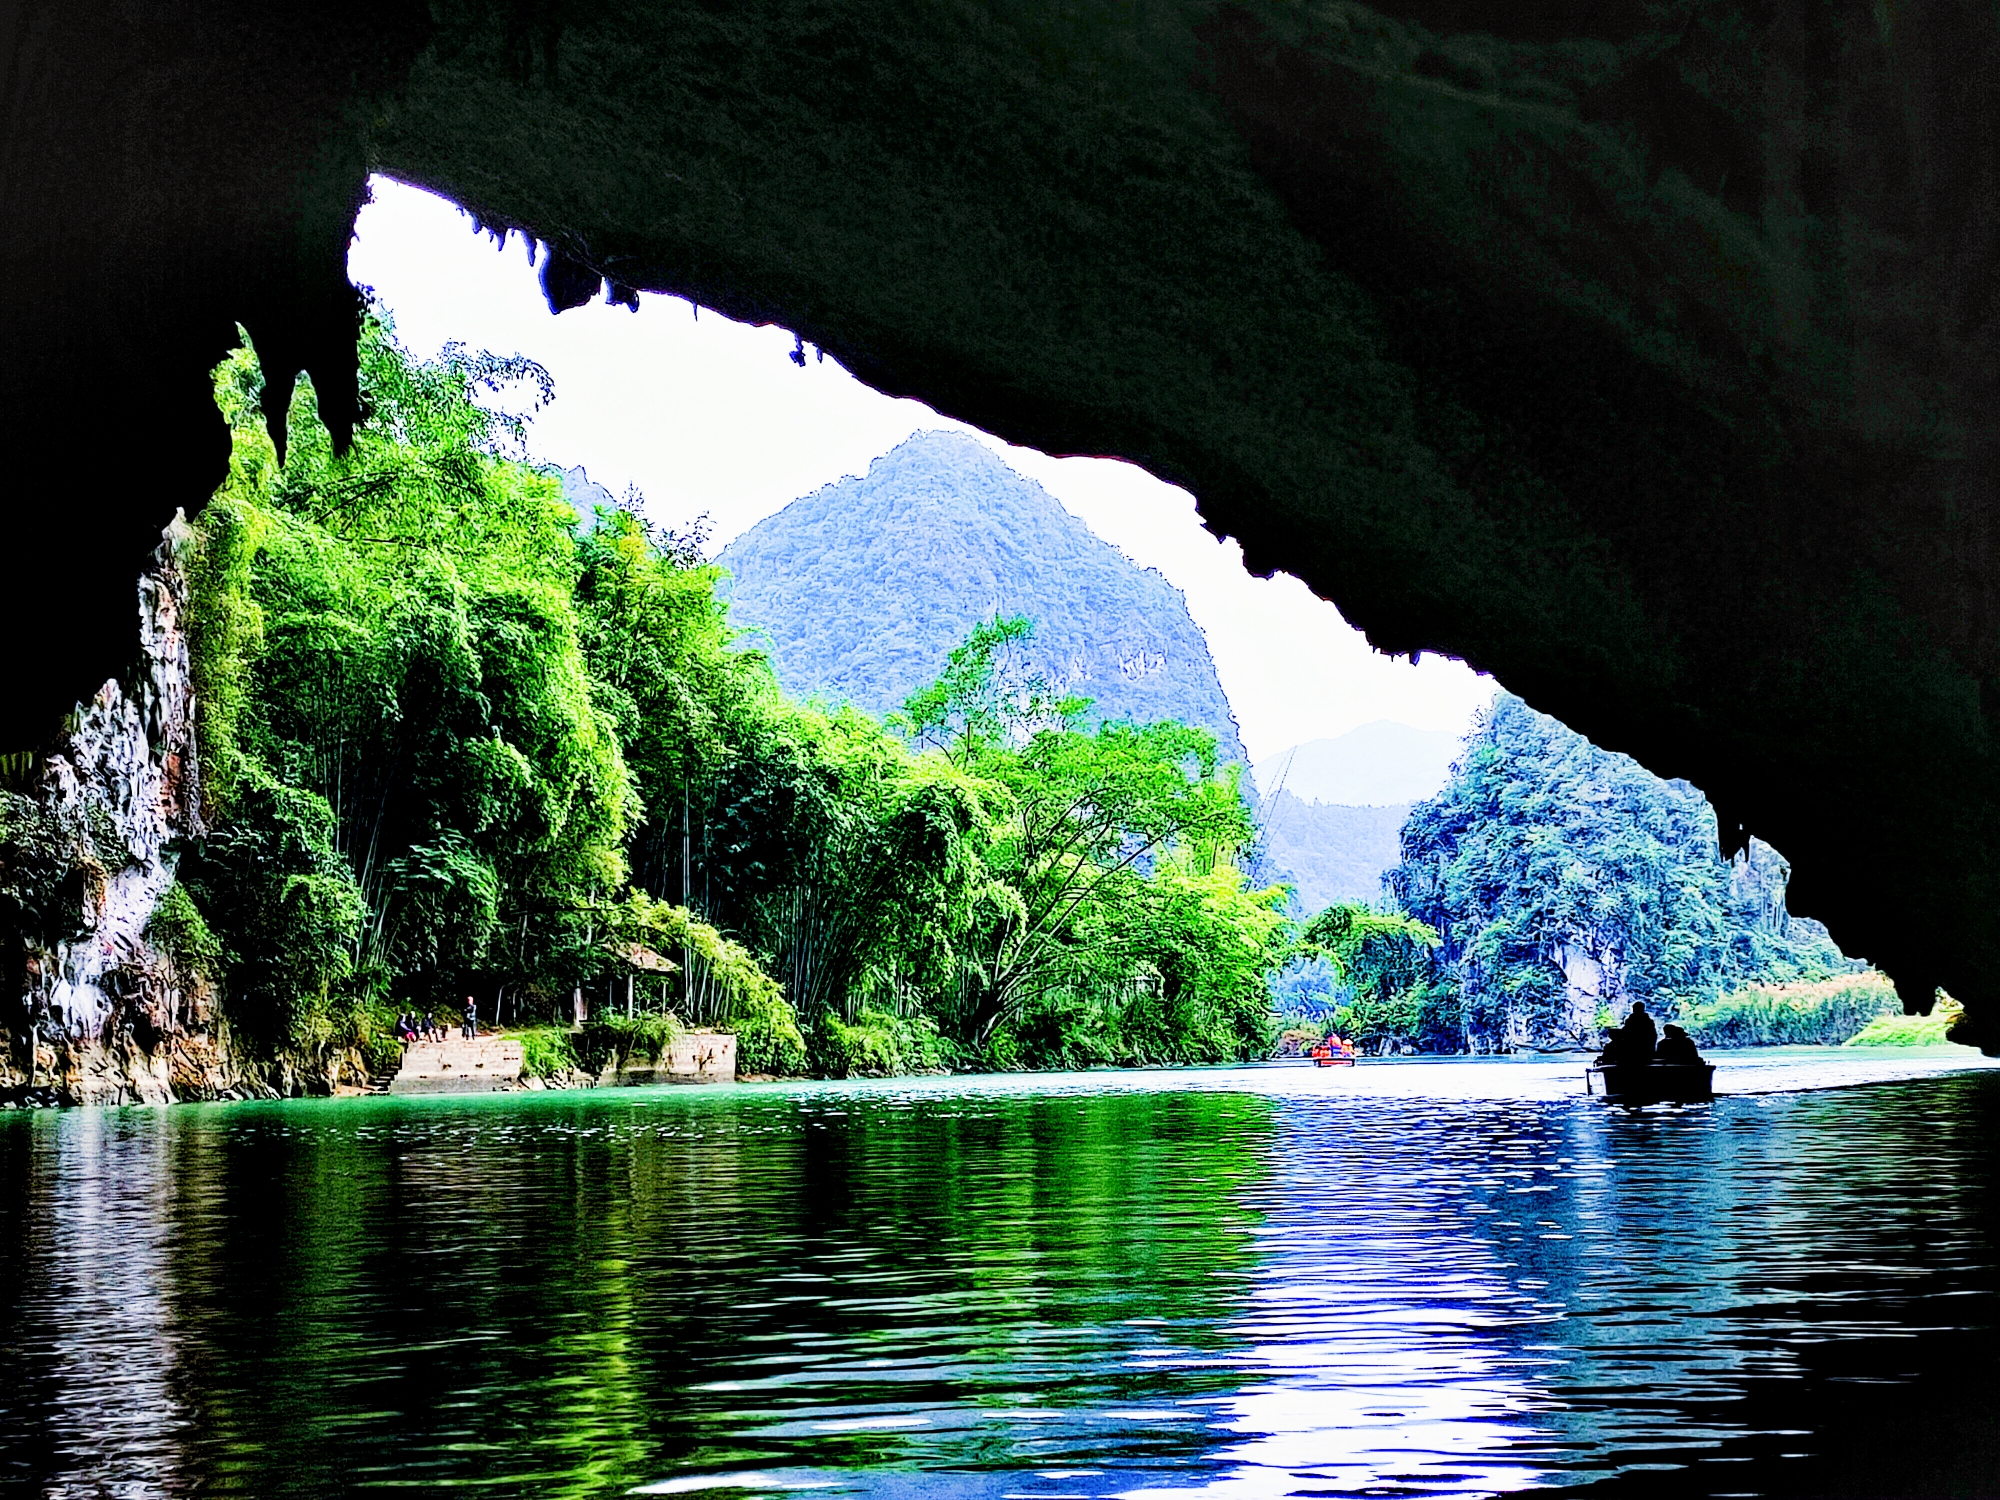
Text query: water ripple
0 1053 1994 1498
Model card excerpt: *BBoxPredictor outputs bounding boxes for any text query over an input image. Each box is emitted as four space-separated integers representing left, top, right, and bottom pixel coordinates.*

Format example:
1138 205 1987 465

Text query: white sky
348 176 1494 765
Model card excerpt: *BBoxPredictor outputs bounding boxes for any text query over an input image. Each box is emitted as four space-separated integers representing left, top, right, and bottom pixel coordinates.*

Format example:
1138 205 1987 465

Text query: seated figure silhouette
1655 1023 1704 1067
1599 1001 1657 1066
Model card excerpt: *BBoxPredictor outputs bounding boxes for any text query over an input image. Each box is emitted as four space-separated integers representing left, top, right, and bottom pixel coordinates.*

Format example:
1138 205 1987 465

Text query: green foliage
1391 695 1860 1050
607 891 807 1074
576 1012 684 1074
144 882 223 980
184 316 645 1067
182 492 263 822
916 622 1267 1047
513 1024 580 1079
698 701 994 1027
1845 994 1967 1048
728 983 810 1076
352 999 407 1076
1682 972 1900 1048
0 791 94 967
896 614 1083 761
178 319 1284 1085
1264 904 1440 1056
987 859 1286 1068
810 1007 951 1078
176 762 368 1052
574 506 768 898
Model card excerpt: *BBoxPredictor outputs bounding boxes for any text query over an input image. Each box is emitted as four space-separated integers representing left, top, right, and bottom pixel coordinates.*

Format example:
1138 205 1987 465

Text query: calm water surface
3 1052 1999 1499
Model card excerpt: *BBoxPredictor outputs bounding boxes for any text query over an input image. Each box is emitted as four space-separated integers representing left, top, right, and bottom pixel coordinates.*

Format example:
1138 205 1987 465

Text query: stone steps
387 1034 523 1095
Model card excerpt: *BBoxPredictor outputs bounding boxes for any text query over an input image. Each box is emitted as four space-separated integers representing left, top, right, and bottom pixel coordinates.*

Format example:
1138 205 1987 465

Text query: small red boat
1308 1036 1358 1067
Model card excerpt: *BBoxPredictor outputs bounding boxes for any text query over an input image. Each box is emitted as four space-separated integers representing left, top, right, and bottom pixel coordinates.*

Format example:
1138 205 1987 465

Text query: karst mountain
712 431 1249 767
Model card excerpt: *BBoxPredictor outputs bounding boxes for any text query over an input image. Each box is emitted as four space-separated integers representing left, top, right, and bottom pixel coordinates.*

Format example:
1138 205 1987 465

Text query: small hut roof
604 940 679 974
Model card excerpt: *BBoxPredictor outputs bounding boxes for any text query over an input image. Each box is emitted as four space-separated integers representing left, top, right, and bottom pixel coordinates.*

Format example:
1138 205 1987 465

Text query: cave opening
5 7 2000 1494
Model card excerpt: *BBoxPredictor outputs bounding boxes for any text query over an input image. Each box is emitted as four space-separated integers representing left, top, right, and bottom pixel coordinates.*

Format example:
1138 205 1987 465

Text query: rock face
1 519 243 1106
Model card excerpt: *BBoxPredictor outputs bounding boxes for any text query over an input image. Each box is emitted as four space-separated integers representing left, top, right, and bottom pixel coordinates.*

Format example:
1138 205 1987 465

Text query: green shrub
144 881 224 978
609 892 806 1075
576 1012 683 1075
342 998 404 1076
514 1024 581 1079
732 986 808 1076
1846 994 1966 1048
1681 972 1899 1047
809 1008 949 1078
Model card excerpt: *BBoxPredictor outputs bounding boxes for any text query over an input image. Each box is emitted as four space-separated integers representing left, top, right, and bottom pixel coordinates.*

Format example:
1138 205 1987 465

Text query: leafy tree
700 701 994 1032
1291 902 1450 1053
175 764 368 1055
573 506 768 900
179 315 745 1064
896 614 1083 763
897 621 1272 1047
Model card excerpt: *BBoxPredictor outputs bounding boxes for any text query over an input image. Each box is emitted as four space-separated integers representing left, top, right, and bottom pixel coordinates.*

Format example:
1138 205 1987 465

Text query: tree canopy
171 317 1292 1081
1386 694 1858 1050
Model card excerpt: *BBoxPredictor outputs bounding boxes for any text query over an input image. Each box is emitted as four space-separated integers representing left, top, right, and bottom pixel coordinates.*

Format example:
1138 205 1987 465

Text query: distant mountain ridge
713 432 1248 764
1258 793 1408 912
1255 721 1463 806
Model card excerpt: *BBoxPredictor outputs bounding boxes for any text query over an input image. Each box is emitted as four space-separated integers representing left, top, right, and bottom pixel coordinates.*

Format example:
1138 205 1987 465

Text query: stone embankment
380 1030 738 1095
588 1031 736 1087
388 1036 525 1095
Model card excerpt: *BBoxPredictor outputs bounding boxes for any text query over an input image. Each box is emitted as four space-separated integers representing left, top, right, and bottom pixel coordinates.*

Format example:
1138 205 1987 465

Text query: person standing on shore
462 996 478 1040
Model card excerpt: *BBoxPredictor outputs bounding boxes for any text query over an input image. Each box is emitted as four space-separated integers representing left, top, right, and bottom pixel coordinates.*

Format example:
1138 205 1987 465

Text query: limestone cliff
714 432 1249 767
0 519 250 1105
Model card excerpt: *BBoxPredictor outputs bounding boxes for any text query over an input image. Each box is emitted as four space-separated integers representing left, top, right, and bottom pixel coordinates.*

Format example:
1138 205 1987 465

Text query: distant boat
1587 1063 1715 1105
1308 1037 1358 1068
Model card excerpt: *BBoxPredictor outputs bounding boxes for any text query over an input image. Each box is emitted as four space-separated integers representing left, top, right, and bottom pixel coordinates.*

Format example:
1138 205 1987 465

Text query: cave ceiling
4 0 1994 1041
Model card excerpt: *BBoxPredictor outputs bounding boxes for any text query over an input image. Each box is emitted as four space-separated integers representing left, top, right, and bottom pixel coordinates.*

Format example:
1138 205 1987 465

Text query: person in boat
1655 1023 1704 1067
1598 1002 1658 1066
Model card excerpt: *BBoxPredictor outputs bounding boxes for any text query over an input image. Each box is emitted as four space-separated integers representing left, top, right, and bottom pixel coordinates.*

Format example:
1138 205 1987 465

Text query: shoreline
7 1045 1993 1113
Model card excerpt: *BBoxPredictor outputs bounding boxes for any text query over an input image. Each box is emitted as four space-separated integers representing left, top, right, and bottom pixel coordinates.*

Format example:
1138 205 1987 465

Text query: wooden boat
1586 1062 1715 1104
1308 1037 1358 1067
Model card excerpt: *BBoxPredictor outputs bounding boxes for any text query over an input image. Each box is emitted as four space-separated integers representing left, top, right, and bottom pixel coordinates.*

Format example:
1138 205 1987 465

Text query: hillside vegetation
125 322 1290 1085
1379 695 1866 1051
714 432 1247 767
1255 793 1407 912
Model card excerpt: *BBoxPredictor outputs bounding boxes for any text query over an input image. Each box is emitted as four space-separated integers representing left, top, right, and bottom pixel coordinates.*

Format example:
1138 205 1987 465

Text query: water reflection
0 1060 1994 1499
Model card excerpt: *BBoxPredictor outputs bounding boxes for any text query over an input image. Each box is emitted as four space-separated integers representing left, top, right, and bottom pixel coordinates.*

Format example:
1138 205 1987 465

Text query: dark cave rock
1 0 1994 1044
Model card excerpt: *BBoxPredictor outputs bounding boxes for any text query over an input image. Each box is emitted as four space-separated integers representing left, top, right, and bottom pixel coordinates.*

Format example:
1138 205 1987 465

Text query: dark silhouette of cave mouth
2 0 1993 1047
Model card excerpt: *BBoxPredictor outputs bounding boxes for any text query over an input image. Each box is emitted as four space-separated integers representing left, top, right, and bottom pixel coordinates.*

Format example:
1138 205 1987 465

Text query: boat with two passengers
1586 1061 1716 1104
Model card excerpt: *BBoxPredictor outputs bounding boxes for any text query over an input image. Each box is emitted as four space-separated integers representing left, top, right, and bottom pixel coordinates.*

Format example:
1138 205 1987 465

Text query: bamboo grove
173 315 1291 1077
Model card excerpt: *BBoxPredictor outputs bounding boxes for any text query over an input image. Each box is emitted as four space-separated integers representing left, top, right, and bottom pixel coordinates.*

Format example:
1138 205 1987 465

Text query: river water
3 1051 1997 1499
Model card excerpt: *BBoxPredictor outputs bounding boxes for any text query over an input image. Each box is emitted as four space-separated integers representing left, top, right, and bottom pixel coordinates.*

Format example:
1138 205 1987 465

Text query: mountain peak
715 435 1246 763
